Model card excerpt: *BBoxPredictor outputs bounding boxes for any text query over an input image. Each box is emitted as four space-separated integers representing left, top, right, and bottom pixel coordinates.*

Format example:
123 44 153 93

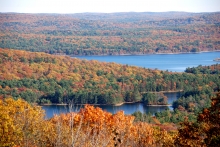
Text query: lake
74 51 220 72
43 92 179 119
42 51 220 118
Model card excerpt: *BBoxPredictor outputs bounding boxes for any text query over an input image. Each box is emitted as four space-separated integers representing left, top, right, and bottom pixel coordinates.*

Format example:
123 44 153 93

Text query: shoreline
39 101 143 106
40 90 181 107
142 90 183 94
40 102 172 107
70 50 220 57
113 101 142 106
146 104 172 106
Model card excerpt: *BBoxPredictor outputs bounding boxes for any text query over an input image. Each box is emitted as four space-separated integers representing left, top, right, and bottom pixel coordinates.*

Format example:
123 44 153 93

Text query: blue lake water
43 92 179 119
42 103 171 119
74 51 220 72
42 51 219 118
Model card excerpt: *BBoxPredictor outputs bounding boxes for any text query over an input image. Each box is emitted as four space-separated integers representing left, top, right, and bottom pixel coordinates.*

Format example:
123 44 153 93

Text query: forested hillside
1 11 220 147
0 12 220 55
1 92 219 146
0 49 219 106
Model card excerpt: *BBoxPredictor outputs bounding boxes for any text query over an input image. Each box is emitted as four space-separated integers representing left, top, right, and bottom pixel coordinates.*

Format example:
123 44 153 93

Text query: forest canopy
0 12 220 55
1 91 219 146
0 48 219 107
1 11 220 146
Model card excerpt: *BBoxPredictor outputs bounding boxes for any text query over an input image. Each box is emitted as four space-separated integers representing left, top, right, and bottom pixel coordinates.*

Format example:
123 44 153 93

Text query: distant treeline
0 12 220 55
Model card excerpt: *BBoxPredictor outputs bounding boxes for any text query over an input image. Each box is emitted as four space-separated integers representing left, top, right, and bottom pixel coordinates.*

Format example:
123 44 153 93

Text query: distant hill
0 49 219 105
0 12 219 55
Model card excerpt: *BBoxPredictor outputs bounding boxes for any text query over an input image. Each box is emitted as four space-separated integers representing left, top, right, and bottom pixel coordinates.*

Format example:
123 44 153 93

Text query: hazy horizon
1 0 220 14
1 11 220 15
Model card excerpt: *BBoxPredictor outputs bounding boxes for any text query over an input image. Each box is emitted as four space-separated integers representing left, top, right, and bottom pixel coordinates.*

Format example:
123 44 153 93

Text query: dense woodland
1 92 219 146
0 49 219 106
0 12 220 146
0 12 220 55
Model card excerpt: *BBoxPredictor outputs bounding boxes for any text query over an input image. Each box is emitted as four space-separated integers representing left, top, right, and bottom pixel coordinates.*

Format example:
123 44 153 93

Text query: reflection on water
42 92 179 119
42 103 171 119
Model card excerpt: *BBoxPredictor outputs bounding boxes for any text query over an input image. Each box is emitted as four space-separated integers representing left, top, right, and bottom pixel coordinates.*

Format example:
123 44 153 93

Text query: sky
0 0 220 14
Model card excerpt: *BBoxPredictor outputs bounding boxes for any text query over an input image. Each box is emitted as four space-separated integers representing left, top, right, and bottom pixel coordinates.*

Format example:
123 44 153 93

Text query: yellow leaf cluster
0 98 176 147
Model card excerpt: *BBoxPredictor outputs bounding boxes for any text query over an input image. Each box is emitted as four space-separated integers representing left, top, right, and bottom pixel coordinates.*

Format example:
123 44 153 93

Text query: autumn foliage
0 49 219 106
0 98 46 146
0 12 220 55
0 98 176 147
175 92 220 146
1 92 219 146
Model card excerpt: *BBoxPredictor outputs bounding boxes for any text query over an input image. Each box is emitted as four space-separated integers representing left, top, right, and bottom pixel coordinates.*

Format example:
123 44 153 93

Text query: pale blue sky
0 0 220 13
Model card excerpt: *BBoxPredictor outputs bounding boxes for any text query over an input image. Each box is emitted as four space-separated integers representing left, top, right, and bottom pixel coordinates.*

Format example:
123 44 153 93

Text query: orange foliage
175 92 220 146
50 105 175 146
